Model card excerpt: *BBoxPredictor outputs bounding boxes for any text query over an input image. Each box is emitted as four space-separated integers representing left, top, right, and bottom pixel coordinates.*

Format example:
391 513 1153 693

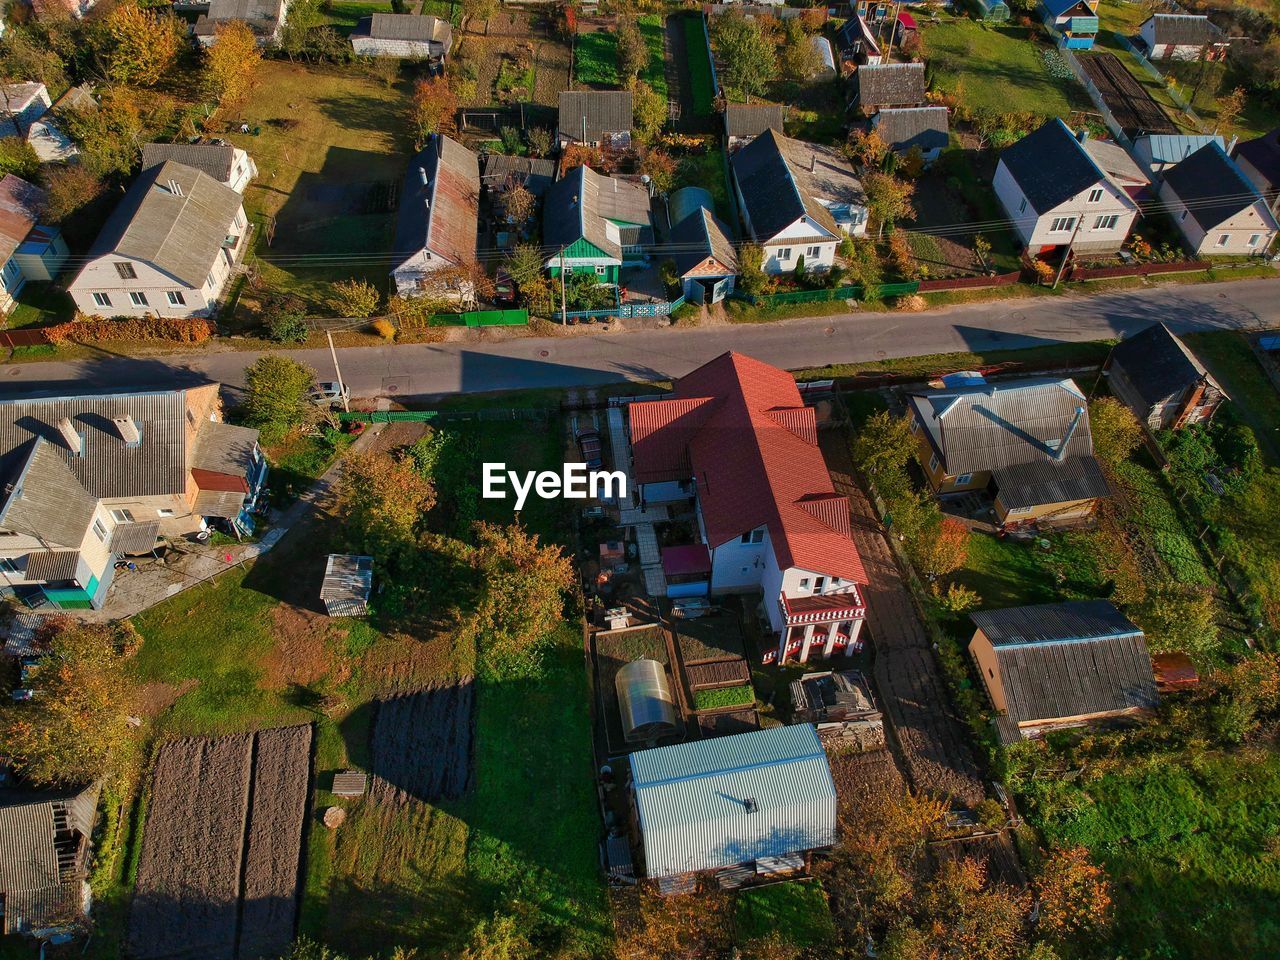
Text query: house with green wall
543 165 655 285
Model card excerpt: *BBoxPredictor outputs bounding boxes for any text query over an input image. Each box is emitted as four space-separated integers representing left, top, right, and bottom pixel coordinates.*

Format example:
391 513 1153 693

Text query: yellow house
969 600 1158 743
906 375 1110 529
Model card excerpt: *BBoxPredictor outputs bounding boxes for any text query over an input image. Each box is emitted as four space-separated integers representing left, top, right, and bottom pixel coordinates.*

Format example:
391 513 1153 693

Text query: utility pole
559 245 568 324
327 331 350 413
1053 216 1085 289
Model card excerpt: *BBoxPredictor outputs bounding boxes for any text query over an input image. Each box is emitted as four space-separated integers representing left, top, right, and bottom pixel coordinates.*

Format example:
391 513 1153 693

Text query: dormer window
115 262 137 280
1087 187 1104 203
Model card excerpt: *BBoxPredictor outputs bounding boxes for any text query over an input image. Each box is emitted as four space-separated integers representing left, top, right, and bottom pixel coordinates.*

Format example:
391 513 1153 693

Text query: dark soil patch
369 684 475 804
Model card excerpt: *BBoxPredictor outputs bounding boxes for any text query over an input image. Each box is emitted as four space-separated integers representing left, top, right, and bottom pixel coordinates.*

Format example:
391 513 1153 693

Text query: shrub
45 314 215 344
263 296 309 343
371 317 396 340
937 582 981 614
327 278 381 318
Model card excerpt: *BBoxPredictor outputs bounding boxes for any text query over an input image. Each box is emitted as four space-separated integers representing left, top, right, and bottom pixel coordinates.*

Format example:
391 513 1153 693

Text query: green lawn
922 18 1089 118
735 880 836 947
224 60 414 315
7 282 73 328
684 13 716 115
1185 332 1280 466
1032 752 1280 960
575 16 666 95
319 0 393 35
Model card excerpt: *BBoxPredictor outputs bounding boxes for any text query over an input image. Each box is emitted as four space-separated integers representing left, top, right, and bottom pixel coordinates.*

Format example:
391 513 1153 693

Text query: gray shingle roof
191 420 259 476
1162 141 1265 232
972 601 1157 726
543 165 653 260
999 118 1106 214
1108 322 1218 408
392 134 480 269
668 207 738 277
0 439 98 549
724 103 786 139
872 106 949 154
480 154 556 198
86 161 242 289
1234 129 1280 190
194 0 287 34
1145 13 1221 46
557 90 633 142
366 12 451 43
141 143 236 184
854 62 926 108
731 129 862 242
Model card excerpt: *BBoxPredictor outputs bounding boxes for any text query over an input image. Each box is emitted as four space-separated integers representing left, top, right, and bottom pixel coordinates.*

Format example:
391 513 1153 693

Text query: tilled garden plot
369 684 474 805
128 725 313 960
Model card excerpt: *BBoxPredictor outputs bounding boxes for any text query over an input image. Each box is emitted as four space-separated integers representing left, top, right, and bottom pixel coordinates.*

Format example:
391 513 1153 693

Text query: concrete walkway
77 424 386 621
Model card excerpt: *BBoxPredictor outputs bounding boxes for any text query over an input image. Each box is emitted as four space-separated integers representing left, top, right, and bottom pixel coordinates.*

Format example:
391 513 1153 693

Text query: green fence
736 281 921 306
429 309 528 328
339 411 438 423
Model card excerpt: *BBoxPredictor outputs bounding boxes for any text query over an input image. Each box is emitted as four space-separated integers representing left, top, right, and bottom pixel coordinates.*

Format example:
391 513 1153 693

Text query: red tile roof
629 352 867 584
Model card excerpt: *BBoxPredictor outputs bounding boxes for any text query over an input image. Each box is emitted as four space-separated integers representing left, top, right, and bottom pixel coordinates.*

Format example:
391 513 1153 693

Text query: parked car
308 381 349 408
577 429 603 469
494 269 518 308
11 688 35 702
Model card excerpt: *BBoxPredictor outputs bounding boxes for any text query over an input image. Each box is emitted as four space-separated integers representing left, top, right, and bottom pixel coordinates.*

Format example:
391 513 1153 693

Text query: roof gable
629 352 868 583
1163 141 1269 232
543 165 652 260
732 129 861 241
999 119 1107 214
668 207 738 276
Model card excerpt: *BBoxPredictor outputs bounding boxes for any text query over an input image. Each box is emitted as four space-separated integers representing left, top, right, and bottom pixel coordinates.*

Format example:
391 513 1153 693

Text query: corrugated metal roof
1108 322 1217 407
0 783 98 934
191 420 258 476
872 107 949 155
141 143 236 183
994 632 1157 723
367 12 451 43
970 599 1140 646
0 174 45 264
1136 133 1223 165
23 550 83 582
543 166 653 260
1145 13 1221 45
0 389 191 500
907 377 1097 477
321 554 373 603
109 519 161 555
854 62 927 108
0 439 98 549
632 724 836 878
392 134 480 270
724 103 785 139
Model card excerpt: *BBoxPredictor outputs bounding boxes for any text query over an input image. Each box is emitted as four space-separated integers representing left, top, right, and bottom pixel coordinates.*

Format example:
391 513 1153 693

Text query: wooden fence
918 270 1023 292
0 328 52 348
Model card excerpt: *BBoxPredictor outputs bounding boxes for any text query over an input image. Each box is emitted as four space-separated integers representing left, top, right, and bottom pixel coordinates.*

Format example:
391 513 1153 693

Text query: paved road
3 277 1276 400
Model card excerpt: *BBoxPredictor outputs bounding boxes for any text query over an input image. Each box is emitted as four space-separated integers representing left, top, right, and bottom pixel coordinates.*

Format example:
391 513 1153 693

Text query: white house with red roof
626 352 868 665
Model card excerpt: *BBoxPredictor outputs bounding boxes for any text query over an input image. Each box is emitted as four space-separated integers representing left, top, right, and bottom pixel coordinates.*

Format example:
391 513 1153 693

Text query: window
813 576 826 593
1018 198 1027 214
1093 215 1119 230
831 577 841 586
129 291 148 307
739 528 764 545
207 272 216 289
92 292 112 308
1180 210 1189 222
1248 234 1262 248
956 473 973 486
928 454 939 472
92 518 108 542
167 291 186 306
1087 188 1104 203
799 577 810 589
909 418 918 433
778 248 792 261
157 508 175 518
988 668 994 678
0 558 18 575
1216 234 1230 247
1049 216 1076 233
114 262 137 280
111 509 135 524
806 245 821 258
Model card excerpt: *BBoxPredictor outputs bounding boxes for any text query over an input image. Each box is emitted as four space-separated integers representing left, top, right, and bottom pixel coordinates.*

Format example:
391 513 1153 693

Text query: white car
308 381 350 408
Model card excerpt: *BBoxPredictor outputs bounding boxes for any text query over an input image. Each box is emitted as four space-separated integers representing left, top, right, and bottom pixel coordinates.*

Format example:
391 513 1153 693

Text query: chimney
1077 129 1089 144
113 415 140 446
1227 134 1239 155
419 166 428 186
434 133 442 159
810 152 817 173
57 417 81 456
1054 406 1086 461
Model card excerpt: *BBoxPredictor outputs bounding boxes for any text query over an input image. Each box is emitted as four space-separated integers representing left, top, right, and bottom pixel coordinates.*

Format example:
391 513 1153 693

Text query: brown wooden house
1105 323 1226 430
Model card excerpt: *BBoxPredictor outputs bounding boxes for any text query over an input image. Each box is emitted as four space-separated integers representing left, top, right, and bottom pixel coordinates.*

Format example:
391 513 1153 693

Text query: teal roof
631 724 836 879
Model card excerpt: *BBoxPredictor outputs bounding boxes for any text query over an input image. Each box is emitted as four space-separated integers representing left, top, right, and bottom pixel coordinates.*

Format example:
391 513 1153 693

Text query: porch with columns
772 590 868 665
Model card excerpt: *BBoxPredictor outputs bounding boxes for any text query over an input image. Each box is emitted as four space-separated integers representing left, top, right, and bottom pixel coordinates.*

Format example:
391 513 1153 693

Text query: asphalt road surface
3 277 1276 401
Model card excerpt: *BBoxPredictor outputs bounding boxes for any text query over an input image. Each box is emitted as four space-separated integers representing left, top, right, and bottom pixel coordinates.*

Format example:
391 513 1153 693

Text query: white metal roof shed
631 724 836 879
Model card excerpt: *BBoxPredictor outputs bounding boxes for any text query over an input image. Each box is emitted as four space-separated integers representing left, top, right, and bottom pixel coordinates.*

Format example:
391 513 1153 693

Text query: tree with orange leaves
1036 846 1113 948
410 75 457 146
911 515 970 578
0 619 140 785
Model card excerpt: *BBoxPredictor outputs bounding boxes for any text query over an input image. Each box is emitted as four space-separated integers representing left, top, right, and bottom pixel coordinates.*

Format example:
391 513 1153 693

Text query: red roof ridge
763 406 817 446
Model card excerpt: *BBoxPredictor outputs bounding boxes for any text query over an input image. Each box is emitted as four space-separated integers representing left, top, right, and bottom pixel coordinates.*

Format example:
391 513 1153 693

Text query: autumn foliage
338 450 438 552
46 315 215 344
1036 845 1113 948
0 619 141 786
410 76 457 144
913 516 971 577
105 1 182 87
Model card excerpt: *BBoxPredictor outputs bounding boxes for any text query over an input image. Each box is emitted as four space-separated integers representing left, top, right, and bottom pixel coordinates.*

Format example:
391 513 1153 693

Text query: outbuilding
1105 322 1226 430
321 554 373 616
630 724 836 889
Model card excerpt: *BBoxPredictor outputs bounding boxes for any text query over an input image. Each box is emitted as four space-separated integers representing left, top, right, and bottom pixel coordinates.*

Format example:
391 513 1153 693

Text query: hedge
45 315 216 344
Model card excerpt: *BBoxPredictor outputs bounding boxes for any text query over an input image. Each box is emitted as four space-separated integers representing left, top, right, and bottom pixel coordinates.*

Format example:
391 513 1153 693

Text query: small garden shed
321 554 373 617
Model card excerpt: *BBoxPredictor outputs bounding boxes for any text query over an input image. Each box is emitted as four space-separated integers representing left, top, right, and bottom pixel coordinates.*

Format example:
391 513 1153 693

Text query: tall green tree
337 450 437 553
617 16 648 85
712 10 777 99
240 355 316 443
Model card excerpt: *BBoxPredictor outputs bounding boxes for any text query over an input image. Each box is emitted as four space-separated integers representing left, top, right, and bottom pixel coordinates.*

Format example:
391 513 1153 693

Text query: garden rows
127 725 313 960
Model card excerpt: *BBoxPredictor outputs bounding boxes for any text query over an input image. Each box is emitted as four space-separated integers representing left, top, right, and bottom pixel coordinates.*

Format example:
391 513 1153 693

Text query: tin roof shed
321 554 373 616
631 724 836 879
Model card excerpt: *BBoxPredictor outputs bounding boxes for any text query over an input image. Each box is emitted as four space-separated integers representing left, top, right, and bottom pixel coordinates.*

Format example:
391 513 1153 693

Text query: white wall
709 525 771 592
994 159 1136 252
1160 180 1279 254
761 218 838 274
